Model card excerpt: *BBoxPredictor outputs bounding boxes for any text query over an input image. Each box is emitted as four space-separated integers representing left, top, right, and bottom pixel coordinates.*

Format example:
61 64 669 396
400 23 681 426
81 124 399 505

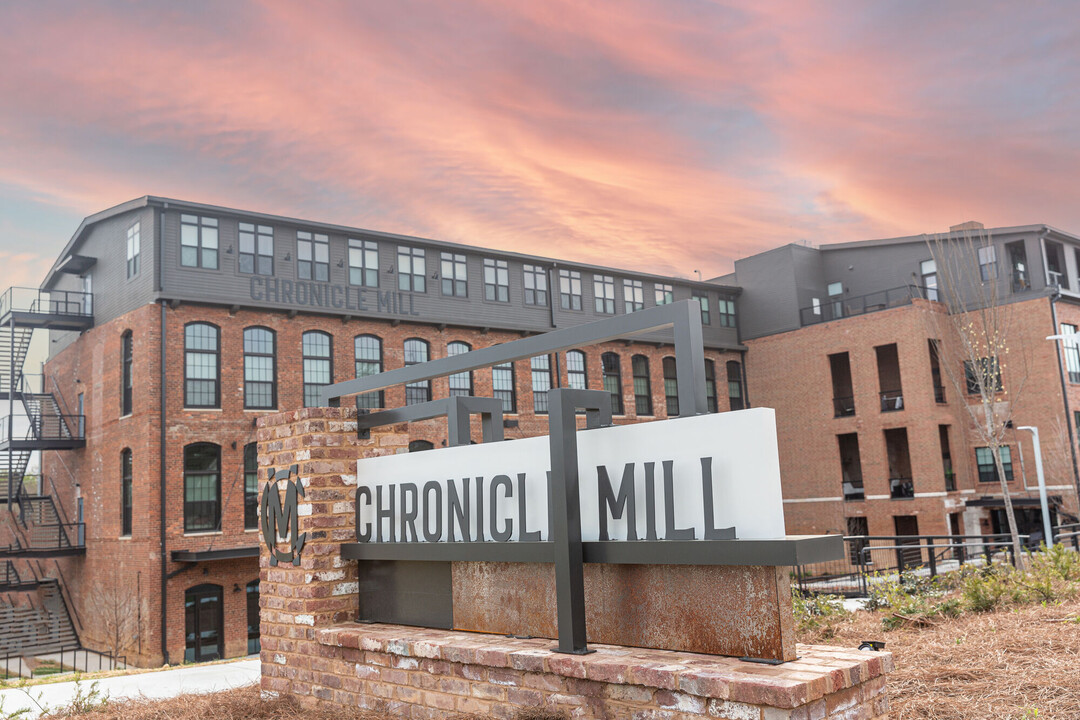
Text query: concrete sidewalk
0 658 260 718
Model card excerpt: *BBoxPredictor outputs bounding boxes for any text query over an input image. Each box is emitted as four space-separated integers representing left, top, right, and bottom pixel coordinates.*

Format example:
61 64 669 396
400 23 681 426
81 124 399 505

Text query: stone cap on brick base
315 623 893 711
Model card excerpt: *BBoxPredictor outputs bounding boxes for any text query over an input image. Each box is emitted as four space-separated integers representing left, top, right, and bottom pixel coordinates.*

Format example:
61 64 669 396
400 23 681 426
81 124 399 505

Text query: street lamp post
1017 425 1053 548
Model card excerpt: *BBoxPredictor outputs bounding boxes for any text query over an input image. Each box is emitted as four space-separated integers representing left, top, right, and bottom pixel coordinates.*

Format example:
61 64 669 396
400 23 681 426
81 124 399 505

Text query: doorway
893 515 921 570
185 584 223 663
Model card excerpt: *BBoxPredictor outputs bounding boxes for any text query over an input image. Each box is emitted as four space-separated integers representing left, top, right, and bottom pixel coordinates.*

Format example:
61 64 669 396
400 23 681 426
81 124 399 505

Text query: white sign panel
355 407 786 543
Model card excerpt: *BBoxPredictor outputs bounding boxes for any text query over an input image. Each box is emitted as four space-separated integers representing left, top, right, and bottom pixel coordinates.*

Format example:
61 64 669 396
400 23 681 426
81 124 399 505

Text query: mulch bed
46 600 1080 720
799 598 1080 719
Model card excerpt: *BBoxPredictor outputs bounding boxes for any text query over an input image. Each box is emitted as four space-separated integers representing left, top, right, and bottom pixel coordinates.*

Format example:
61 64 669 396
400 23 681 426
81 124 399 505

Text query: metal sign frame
323 301 843 655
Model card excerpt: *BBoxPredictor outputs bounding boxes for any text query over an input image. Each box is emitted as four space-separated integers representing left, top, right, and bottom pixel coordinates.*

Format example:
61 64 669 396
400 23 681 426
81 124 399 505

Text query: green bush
961 567 1010 612
792 590 850 637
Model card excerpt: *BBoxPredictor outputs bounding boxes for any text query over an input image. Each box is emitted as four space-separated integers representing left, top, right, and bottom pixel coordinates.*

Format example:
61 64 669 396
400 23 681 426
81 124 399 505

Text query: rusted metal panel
451 561 795 661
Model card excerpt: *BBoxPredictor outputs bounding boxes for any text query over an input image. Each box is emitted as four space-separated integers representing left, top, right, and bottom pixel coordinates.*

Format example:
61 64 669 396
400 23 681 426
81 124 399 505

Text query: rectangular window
847 516 869 564
483 258 509 302
297 232 329 282
694 294 710 325
302 332 333 408
184 444 220 532
524 264 548 306
623 279 643 312
717 299 736 328
727 361 745 411
839 433 864 501
632 355 652 416
121 449 132 537
126 222 141 278
1062 323 1080 383
244 443 259 530
704 360 717 413
655 283 674 305
939 425 955 491
184 324 219 408
920 259 938 301
121 331 133 416
447 341 473 397
978 245 997 281
567 351 587 390
243 328 276 410
239 223 274 275
559 270 582 310
965 357 1003 395
663 357 678 416
348 239 379 287
531 355 552 414
441 252 468 297
602 353 624 415
976 446 1014 483
404 339 431 404
493 362 516 413
180 215 219 269
354 335 384 409
398 246 426 292
593 275 615 314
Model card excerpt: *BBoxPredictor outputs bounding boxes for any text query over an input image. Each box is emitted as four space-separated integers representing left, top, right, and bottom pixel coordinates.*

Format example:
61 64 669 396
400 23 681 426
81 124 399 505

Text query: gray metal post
547 388 610 654
1017 426 1053 548
8 311 14 505
672 300 709 416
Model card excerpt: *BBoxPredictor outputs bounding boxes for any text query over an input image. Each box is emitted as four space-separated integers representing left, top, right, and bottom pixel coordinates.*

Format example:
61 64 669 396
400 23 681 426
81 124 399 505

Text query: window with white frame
623 279 643 312
348 239 378 287
524 264 548 306
694 294 709 324
559 270 582 310
126 222 141 278
398 247 426 292
297 232 329 282
180 215 219 269
484 258 509 302
441 252 467 297
593 275 615 313
718 298 736 327
655 283 673 305
978 245 997 281
239 223 273 276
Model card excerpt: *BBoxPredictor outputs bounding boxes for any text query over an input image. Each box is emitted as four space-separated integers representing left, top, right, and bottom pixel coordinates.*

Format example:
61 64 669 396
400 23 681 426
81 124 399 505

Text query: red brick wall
39 301 740 666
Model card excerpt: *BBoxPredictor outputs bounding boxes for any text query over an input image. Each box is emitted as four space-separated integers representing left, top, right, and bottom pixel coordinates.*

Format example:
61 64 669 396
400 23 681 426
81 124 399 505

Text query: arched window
704 360 718 413
566 350 587 390
447 341 473 397
409 440 434 452
243 327 276 410
631 355 652 416
663 357 679 416
404 339 431 405
120 331 133 416
531 355 552 414
493 362 516 414
302 331 333 407
244 443 258 530
354 335 384 410
184 443 220 532
121 449 132 537
185 584 223 662
246 580 261 654
601 353 623 415
727 361 745 411
184 323 219 408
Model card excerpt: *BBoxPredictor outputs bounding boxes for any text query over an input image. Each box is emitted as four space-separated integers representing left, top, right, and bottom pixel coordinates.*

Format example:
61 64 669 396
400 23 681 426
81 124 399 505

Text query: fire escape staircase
0 287 92 560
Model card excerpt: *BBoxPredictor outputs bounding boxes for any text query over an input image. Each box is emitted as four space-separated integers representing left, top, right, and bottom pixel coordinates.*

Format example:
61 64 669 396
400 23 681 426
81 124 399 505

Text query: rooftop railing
800 285 927 327
0 287 92 320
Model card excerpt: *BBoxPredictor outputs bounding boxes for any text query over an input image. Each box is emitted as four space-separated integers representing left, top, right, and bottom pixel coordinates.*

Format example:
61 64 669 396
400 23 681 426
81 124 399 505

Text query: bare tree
920 227 1032 568
88 565 139 660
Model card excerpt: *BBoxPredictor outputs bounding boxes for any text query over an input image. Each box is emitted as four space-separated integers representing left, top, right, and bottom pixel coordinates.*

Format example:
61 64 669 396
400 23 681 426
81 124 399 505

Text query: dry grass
798 598 1080 720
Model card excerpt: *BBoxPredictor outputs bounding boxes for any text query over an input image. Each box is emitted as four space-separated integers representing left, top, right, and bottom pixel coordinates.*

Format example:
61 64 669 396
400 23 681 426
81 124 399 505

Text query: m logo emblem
261 464 307 567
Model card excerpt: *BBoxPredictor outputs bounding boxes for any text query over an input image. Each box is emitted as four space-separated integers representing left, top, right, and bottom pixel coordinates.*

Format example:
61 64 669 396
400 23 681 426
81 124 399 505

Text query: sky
1 1 1079 287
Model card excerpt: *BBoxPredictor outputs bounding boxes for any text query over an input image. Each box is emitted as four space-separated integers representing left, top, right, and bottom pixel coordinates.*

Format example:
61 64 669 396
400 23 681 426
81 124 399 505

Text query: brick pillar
256 406 406 701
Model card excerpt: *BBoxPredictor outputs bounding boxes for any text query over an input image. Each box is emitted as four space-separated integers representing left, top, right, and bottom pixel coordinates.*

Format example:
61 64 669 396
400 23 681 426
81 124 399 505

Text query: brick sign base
257 408 892 719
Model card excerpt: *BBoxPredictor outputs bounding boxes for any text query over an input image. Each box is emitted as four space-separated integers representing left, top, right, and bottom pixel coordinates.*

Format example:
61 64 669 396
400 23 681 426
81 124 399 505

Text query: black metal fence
0 648 125 679
793 533 1028 597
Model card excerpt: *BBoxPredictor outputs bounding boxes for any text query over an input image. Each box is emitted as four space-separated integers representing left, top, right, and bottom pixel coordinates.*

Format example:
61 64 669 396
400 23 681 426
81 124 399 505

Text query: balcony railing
843 480 864 502
933 384 947 403
0 414 85 443
833 396 855 417
800 285 927 327
890 477 914 499
0 287 92 319
879 389 904 412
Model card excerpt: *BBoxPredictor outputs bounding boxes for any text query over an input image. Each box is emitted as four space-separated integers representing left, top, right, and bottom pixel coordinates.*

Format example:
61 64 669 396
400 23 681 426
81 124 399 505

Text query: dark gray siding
157 208 742 350
729 245 807 340
48 206 156 356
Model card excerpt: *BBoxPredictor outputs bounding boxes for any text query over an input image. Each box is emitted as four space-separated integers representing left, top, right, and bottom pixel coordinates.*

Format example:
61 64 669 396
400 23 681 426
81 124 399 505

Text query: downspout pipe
159 204 170 665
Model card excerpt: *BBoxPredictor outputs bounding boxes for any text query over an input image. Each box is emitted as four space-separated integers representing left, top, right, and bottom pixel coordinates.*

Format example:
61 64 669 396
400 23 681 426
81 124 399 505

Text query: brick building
0 197 744 667
726 223 1080 543
4 197 1080 668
